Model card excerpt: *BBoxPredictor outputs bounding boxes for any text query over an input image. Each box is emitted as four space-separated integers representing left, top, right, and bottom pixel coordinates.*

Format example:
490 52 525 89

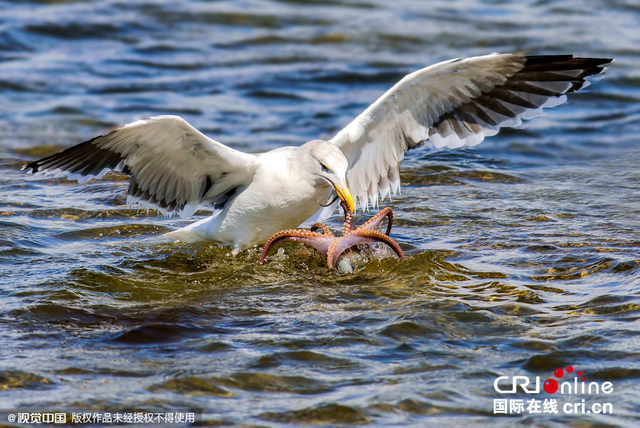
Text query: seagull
22 53 612 253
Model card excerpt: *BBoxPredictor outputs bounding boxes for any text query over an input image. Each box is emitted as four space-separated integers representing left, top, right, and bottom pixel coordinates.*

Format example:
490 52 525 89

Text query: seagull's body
165 142 349 248
23 54 612 253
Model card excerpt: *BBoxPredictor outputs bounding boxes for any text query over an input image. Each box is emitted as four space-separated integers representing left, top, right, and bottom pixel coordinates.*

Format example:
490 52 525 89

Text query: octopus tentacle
340 200 355 235
326 228 404 268
326 238 341 269
259 229 332 265
349 229 404 260
260 200 403 269
359 207 393 235
310 223 334 236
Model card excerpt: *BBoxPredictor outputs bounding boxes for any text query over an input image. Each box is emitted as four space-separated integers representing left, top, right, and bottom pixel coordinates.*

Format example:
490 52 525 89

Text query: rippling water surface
1 0 639 426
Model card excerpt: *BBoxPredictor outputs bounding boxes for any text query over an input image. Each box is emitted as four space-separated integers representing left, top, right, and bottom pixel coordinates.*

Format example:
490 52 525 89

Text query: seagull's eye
320 163 330 173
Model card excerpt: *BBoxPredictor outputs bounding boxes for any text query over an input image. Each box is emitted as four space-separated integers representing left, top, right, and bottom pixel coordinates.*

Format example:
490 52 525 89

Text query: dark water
1 0 639 426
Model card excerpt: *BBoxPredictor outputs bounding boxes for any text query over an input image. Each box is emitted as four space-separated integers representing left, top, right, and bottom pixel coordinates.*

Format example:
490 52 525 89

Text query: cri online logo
544 366 580 393
494 366 614 395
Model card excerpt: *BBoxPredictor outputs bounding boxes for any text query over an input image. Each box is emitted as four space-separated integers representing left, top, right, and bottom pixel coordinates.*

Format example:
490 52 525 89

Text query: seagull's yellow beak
333 183 354 214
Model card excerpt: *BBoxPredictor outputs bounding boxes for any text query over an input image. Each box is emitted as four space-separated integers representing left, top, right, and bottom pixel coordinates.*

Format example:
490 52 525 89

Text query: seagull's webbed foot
259 200 404 269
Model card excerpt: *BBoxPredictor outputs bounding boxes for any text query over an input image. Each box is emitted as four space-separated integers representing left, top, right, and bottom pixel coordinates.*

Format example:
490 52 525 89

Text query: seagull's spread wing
330 54 613 211
23 115 257 217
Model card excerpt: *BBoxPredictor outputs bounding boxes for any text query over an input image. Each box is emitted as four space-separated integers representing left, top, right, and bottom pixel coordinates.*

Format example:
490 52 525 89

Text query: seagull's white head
302 139 354 213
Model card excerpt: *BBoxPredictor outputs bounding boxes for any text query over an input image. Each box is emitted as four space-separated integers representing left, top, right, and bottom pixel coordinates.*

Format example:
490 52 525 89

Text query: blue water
1 0 639 426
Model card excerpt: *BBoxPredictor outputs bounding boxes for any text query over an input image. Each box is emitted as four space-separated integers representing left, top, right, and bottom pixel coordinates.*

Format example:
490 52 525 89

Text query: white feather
330 54 610 211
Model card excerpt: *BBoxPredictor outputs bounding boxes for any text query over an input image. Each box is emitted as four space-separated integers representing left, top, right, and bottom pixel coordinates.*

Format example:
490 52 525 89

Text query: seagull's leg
259 229 335 265
357 207 394 235
326 229 404 269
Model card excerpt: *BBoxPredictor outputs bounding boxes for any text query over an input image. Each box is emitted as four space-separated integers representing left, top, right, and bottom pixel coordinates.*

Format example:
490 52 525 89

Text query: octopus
259 200 404 269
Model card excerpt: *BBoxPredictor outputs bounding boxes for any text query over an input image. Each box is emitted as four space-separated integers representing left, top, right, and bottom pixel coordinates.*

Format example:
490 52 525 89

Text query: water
1 0 639 426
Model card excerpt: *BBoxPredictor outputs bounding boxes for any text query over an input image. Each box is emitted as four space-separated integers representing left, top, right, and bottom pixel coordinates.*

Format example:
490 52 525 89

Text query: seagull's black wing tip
520 55 613 93
523 55 614 76
21 160 40 173
19 133 125 178
524 55 613 66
